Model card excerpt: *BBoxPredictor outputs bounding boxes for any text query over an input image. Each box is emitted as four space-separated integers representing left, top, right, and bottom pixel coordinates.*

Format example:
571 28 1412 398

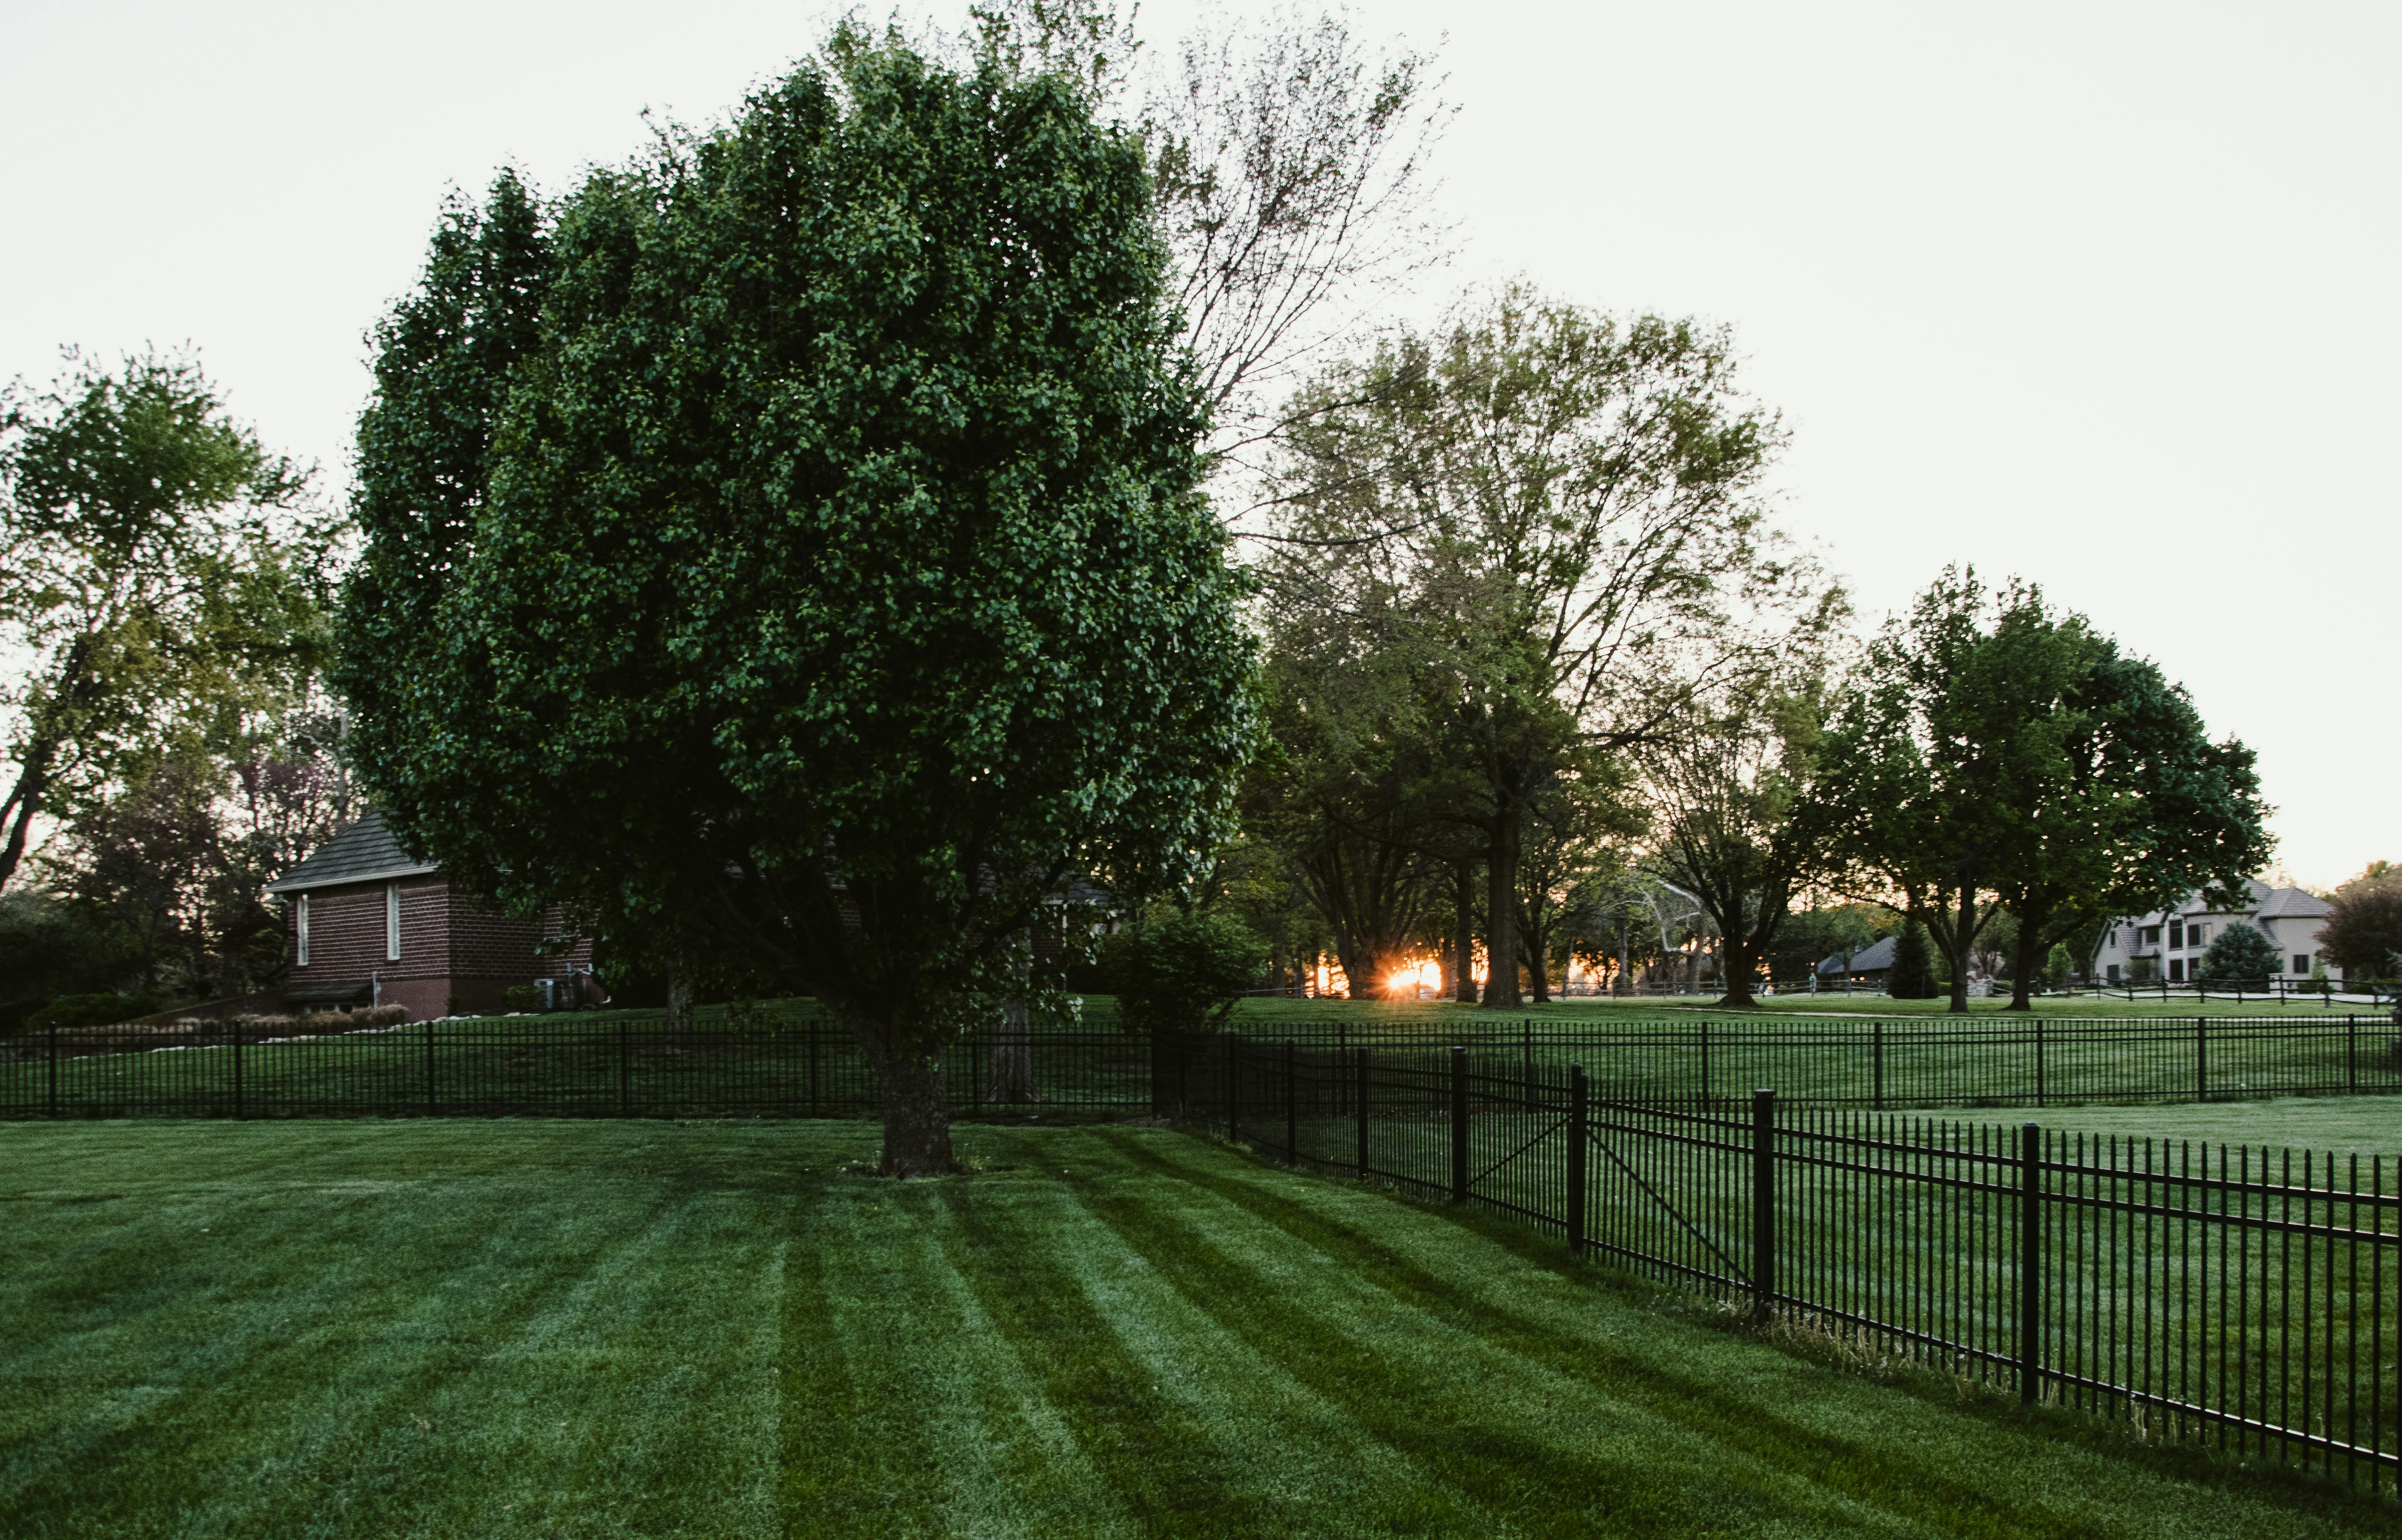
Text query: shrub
2043 943 2075 990
22 992 169 1034
501 984 541 1013
2321 879 2402 981
1887 924 1939 999
1111 912 1269 1033
2199 921 2281 982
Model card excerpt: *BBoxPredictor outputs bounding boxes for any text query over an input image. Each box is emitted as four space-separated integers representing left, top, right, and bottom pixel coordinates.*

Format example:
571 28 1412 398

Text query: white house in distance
2087 878 2334 984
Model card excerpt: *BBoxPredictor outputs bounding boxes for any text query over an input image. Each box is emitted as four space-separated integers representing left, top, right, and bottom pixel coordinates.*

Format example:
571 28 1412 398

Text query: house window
2169 922 2184 949
2295 953 2311 974
296 894 310 967
2190 924 2208 947
386 882 402 962
2141 925 2160 945
2106 963 2121 983
2107 929 2119 948
2170 958 2185 982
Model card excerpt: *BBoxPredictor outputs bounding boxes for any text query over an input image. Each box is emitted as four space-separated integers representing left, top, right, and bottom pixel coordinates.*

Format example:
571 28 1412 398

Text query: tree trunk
1453 862 1478 1003
665 962 694 1053
862 1027 954 1176
1948 885 1977 1015
2005 905 2047 1012
987 933 1039 1103
0 752 52 897
1483 806 1524 1008
1616 919 1629 997
1717 898 1759 1009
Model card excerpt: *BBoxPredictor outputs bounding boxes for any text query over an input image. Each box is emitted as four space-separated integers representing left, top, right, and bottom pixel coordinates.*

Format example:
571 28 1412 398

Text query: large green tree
1819 571 2269 1012
1260 289 1806 1007
0 352 329 896
338 36 1254 1174
1648 660 1846 1009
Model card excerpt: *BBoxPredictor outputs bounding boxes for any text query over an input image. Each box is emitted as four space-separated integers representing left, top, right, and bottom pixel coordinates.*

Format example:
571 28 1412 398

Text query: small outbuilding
263 811 599 1021
1817 935 1896 988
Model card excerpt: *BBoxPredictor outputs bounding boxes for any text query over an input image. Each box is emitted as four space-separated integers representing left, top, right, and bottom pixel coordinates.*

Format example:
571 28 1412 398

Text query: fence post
1872 1022 1883 1111
1226 1032 1240 1143
2034 1016 2045 1108
808 1018 821 1118
1568 1064 1588 1254
619 1016 631 1117
48 1025 58 1118
1700 1021 1711 1106
1284 1038 1298 1165
424 1017 436 1115
2195 1016 2207 1102
2348 1014 2358 1093
1751 1089 1775 1323
2019 1121 2042 1404
970 1026 982 1116
1355 1047 1370 1177
1450 1045 1469 1203
233 1025 244 1121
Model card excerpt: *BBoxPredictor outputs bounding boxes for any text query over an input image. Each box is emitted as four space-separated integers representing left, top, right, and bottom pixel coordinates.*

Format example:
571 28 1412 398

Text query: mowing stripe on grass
1101 1130 2385 1539
1027 1178 1485 1529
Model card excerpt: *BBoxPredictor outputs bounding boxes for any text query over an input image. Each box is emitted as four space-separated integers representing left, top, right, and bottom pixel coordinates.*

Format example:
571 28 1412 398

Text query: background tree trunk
1947 885 1978 1014
665 961 694 1053
986 932 1039 1104
1453 862 1478 1002
1483 807 1523 1008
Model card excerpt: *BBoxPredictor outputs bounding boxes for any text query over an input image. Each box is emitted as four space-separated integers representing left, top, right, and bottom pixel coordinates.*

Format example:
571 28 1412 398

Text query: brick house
262 811 599 1020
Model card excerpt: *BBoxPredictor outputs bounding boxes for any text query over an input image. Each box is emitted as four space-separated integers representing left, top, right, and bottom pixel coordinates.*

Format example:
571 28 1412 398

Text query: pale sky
3 0 2393 889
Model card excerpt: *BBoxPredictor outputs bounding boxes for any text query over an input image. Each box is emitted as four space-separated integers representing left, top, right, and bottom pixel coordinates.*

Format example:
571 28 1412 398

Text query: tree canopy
0 352 331 898
1817 570 2270 1012
338 35 1255 1173
1254 288 1811 1006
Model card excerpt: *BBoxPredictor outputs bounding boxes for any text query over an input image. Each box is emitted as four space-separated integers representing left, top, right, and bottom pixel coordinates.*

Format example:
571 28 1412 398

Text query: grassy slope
3 1123 2396 1539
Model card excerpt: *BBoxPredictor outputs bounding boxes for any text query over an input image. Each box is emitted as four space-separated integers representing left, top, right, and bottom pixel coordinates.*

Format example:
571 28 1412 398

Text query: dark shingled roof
1820 935 1898 974
263 810 440 895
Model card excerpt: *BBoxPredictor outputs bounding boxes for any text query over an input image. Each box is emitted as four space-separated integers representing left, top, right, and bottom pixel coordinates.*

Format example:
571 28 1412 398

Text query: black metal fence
1159 1036 2402 1493
6 1010 2402 1120
0 1011 1153 1121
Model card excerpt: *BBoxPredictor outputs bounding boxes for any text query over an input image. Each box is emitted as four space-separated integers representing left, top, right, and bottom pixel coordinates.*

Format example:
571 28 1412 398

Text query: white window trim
296 893 310 967
386 881 402 962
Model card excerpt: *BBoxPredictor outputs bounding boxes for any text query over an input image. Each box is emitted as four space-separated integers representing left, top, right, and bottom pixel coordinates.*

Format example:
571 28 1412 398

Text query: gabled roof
2255 886 2333 920
1821 935 1897 973
262 810 440 895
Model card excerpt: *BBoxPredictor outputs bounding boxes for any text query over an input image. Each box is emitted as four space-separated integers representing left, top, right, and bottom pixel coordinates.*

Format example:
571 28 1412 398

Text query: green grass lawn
2034 1094 2402 1159
5 1120 2397 1537
1231 992 2392 1021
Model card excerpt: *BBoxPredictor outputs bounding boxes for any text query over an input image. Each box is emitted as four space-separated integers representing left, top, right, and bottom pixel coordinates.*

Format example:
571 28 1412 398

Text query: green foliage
2320 877 2402 980
0 888 140 1032
1887 923 1939 999
1820 569 2270 1013
337 36 1254 1170
1110 911 1269 1032
24 991 167 1032
1 350 331 895
2198 920 2280 982
500 985 540 1014
2044 943 2075 989
1257 287 1805 1008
